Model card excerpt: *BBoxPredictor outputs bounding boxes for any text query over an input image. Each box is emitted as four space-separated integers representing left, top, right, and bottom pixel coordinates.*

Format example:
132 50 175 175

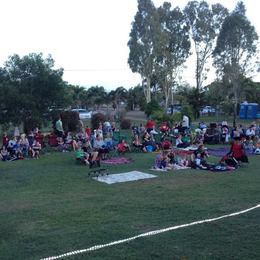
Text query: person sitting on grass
82 140 99 166
93 134 109 160
19 133 30 157
228 137 249 164
132 134 147 152
154 150 170 170
64 132 78 151
32 139 42 159
117 139 131 154
175 134 189 148
0 146 10 161
194 153 208 169
142 131 158 151
75 146 85 163
2 133 9 148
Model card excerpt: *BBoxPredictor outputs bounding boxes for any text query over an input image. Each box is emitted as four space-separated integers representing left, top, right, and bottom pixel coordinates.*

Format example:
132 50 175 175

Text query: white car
71 109 92 119
201 106 216 114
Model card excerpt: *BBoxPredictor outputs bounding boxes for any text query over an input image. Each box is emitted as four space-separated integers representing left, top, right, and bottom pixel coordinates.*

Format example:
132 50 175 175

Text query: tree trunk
143 77 151 103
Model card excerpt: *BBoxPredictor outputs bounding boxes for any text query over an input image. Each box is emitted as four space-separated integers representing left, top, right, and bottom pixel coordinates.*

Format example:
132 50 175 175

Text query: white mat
93 171 157 184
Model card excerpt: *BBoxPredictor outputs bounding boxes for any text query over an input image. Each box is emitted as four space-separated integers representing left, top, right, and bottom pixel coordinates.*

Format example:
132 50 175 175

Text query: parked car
200 106 216 114
71 109 92 119
167 104 181 114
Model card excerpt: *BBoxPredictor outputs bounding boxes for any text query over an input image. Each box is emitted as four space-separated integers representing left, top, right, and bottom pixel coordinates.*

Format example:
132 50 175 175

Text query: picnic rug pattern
102 156 134 165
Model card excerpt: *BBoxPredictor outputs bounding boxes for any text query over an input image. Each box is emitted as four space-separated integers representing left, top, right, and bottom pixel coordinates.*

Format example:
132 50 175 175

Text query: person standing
182 115 189 133
55 116 64 143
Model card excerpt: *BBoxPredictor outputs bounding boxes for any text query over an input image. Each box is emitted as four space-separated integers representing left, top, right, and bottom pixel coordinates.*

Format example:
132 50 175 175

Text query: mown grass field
0 147 260 260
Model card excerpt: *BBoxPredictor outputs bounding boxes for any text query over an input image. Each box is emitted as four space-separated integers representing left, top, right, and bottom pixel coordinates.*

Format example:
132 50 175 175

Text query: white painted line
40 203 260 260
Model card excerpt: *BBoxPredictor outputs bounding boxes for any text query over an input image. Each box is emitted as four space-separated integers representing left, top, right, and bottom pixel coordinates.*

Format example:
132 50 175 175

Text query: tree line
128 0 259 123
0 0 259 129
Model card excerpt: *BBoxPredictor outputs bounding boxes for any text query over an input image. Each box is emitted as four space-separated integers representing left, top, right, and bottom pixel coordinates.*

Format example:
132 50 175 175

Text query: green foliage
91 113 106 130
151 110 182 127
181 104 194 122
60 111 80 132
0 53 68 126
23 116 42 135
120 118 131 129
144 100 162 117
184 1 228 94
126 85 146 111
86 86 108 108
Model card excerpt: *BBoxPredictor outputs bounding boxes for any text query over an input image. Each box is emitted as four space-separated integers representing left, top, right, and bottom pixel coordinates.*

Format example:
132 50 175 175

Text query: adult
182 115 189 132
146 119 155 134
229 138 249 163
55 116 64 143
245 125 255 140
93 134 109 159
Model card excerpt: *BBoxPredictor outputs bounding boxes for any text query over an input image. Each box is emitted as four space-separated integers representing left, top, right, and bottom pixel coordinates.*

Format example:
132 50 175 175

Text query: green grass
0 150 260 260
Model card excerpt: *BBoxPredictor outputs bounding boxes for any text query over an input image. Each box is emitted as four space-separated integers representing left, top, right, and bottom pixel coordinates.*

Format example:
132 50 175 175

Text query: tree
213 1 258 126
85 86 107 109
0 53 68 127
156 2 191 110
128 0 158 103
69 85 88 108
108 86 128 111
126 85 146 110
184 0 228 118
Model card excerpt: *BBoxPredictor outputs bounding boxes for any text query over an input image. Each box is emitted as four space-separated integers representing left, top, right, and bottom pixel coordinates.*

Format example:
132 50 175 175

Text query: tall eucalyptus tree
156 2 191 110
213 1 258 126
184 1 228 117
128 0 158 103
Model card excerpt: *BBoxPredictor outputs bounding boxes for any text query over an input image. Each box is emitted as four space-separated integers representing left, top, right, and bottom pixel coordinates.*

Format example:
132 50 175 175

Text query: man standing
55 116 64 143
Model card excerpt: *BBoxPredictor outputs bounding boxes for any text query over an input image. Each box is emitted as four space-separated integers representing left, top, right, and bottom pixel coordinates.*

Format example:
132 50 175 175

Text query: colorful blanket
102 157 133 165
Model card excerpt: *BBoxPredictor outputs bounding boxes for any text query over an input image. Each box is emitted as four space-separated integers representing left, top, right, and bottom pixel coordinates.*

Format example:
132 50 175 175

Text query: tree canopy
0 53 68 127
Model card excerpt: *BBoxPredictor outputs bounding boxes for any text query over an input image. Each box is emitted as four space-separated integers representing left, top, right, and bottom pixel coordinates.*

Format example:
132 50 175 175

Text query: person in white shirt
245 125 255 140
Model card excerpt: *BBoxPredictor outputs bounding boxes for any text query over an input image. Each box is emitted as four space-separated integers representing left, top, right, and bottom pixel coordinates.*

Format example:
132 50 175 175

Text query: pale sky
0 0 259 90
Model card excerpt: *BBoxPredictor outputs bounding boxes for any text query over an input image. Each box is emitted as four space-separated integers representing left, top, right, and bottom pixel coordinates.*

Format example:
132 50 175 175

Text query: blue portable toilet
239 103 248 119
246 103 259 119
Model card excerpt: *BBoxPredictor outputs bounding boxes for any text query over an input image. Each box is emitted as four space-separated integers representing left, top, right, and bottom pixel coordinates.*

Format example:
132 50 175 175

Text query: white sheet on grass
93 171 157 184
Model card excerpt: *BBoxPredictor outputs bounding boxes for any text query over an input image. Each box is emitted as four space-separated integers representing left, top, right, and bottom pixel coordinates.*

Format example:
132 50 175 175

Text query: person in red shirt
146 119 155 133
85 126 91 139
229 137 248 163
2 133 9 148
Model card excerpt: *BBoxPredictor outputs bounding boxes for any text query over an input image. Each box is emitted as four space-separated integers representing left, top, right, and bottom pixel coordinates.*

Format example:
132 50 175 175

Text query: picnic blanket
102 156 133 165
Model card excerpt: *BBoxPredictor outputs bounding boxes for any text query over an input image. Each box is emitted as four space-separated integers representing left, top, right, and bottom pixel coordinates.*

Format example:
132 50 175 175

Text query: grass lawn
0 149 260 260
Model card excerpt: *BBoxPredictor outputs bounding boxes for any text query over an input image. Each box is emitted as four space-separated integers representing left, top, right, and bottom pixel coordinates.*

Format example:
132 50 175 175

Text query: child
0 146 10 161
32 140 42 159
117 139 130 153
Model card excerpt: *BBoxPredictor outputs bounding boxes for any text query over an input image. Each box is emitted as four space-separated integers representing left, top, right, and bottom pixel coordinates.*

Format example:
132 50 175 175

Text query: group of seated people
198 121 260 146
1 129 42 161
154 138 249 171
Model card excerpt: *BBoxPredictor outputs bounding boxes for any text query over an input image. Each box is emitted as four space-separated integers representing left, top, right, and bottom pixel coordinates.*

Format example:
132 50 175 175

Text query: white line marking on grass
40 203 260 260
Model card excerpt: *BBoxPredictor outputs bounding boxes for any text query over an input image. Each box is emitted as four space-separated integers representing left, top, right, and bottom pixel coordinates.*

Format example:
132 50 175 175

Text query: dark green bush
91 113 106 130
144 100 163 117
151 111 182 128
60 111 80 132
23 117 42 134
120 118 131 129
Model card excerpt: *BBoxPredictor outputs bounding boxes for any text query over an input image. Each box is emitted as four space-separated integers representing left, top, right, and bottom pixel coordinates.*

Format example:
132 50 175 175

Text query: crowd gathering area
1 115 260 173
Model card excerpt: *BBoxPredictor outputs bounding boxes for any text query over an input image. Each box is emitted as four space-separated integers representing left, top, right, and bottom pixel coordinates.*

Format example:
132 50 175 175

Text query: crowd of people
1 115 259 173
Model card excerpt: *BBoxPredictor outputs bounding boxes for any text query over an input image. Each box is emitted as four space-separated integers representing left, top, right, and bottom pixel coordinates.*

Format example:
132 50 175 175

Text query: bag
146 145 153 152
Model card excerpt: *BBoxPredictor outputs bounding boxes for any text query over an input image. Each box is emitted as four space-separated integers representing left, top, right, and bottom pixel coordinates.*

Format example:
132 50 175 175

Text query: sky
0 0 259 90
